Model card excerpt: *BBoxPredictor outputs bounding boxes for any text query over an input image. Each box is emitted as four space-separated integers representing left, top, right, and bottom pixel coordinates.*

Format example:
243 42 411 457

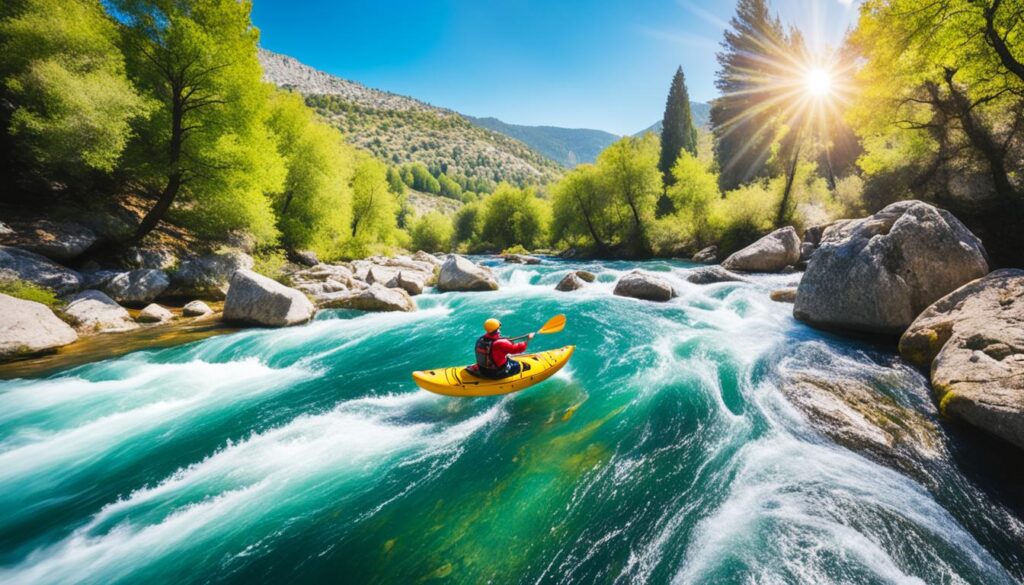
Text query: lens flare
804 68 833 98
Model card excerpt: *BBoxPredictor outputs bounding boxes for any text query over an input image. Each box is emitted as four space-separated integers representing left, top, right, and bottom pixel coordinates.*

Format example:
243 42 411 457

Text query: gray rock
437 255 499 292
770 288 797 303
794 201 989 336
686 266 748 285
0 220 98 261
385 256 437 275
900 269 1024 449
799 242 816 262
0 293 78 360
294 279 348 297
292 264 355 288
137 303 173 323
223 269 315 327
63 290 138 333
289 249 319 267
0 246 81 295
102 269 170 305
613 270 676 302
692 245 718 264
722 227 801 273
555 272 585 292
394 271 430 296
318 283 415 312
504 253 541 265
575 270 596 283
363 265 401 286
412 250 442 267
80 269 119 290
167 250 254 300
121 246 178 270
182 300 214 317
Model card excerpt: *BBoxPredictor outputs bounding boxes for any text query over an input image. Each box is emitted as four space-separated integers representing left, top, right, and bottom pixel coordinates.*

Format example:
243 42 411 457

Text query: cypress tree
658 67 698 188
710 0 787 191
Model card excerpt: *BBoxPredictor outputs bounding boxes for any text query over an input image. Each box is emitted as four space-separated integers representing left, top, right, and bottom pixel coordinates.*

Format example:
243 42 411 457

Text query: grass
0 279 62 309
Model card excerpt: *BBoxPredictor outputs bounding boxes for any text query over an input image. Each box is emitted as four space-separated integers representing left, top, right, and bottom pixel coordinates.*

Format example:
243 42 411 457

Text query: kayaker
468 318 534 379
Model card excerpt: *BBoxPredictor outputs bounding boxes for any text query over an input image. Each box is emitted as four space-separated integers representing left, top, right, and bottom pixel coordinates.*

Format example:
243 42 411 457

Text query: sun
804 68 833 98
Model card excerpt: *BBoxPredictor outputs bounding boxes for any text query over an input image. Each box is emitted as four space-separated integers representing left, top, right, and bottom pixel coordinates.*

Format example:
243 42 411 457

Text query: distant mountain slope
636 102 712 136
258 49 562 187
465 117 620 167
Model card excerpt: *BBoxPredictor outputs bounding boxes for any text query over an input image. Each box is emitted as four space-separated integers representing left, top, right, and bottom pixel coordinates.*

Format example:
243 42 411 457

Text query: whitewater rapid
0 258 1021 584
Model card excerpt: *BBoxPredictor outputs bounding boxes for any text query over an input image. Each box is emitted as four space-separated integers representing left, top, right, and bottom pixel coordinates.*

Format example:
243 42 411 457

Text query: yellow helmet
483 318 501 333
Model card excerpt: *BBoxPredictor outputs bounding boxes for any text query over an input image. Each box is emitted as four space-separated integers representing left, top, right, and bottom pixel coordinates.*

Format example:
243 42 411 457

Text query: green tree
453 201 484 249
480 183 549 251
115 0 283 245
408 162 440 193
266 89 352 257
349 154 399 242
658 67 698 187
710 0 787 191
597 134 661 254
0 0 147 178
438 173 463 199
551 164 618 254
666 152 720 246
410 211 454 252
386 166 406 195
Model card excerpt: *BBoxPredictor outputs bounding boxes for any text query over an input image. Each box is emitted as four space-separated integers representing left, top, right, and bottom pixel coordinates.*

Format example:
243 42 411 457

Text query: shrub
0 279 62 308
410 212 454 252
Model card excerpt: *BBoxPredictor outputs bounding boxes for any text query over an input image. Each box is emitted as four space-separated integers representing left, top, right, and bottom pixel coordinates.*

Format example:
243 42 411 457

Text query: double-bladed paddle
508 314 566 341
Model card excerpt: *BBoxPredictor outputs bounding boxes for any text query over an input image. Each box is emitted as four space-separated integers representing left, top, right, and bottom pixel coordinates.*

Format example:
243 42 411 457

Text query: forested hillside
259 50 563 187
465 116 620 167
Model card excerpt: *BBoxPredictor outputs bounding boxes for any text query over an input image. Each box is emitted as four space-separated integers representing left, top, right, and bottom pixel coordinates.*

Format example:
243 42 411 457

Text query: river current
0 259 1022 584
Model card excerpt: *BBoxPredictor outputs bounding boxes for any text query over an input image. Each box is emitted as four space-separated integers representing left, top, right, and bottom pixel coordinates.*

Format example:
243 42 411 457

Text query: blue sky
252 0 861 135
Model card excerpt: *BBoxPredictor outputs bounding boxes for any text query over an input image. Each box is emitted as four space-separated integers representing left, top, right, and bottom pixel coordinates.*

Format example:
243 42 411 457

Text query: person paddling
468 318 534 379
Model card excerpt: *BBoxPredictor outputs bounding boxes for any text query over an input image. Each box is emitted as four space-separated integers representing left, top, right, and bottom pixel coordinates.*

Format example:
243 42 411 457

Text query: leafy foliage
410 211 454 252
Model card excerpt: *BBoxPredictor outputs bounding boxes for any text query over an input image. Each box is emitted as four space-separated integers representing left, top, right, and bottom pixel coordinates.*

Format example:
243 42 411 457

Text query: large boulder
63 290 138 333
0 293 78 360
686 266 747 285
899 269 1024 449
412 250 442 267
555 272 586 292
794 201 989 336
121 246 178 270
691 245 718 264
0 219 98 261
721 227 801 273
385 256 437 275
137 303 174 323
437 255 499 292
101 269 170 305
167 250 254 300
289 249 319 267
223 270 315 327
319 283 416 312
394 271 431 296
613 270 676 302
0 246 81 295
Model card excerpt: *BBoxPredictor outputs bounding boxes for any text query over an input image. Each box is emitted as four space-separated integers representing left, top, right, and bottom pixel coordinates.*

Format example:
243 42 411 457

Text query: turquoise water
1 259 1023 584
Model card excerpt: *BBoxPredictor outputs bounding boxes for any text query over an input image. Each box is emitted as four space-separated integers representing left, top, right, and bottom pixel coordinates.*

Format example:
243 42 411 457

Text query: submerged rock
781 371 943 477
900 269 1024 449
0 245 81 295
692 245 718 264
575 270 596 283
795 201 989 336
318 283 415 312
555 272 586 292
0 293 78 360
101 269 170 305
504 253 541 265
613 270 676 302
137 303 173 323
721 227 801 273
223 269 315 327
770 288 797 303
182 300 214 317
437 255 498 292
686 266 747 285
63 290 138 333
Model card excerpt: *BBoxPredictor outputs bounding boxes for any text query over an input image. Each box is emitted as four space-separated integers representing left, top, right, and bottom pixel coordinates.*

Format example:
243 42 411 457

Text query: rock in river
721 227 801 273
691 245 718 264
686 266 747 285
223 269 315 327
0 293 78 360
101 269 170 305
555 272 586 292
182 300 214 317
613 270 676 302
437 255 498 292
794 201 989 336
900 269 1024 449
63 290 138 333
167 250 254 300
137 303 174 323
318 283 415 312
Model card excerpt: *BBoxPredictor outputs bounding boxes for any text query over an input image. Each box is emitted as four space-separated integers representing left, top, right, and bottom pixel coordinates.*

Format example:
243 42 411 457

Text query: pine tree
658 67 698 187
710 0 787 191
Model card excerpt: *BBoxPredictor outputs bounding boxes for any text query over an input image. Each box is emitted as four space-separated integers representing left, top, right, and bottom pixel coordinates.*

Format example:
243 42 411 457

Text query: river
1 259 1022 584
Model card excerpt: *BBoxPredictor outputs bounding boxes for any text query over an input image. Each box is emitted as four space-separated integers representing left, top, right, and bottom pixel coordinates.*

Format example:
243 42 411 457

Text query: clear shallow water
1 259 1023 584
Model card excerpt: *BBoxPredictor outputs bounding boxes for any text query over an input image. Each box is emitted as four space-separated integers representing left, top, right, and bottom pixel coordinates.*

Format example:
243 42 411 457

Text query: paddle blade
538 314 566 335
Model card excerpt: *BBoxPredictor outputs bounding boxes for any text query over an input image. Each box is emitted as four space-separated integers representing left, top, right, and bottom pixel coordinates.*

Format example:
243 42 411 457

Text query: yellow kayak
412 346 575 397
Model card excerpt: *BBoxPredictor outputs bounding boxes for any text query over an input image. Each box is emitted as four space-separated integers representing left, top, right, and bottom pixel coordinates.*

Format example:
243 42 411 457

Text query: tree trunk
776 140 802 227
943 68 1016 199
984 0 1024 84
131 90 184 245
572 191 608 254
281 191 294 215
